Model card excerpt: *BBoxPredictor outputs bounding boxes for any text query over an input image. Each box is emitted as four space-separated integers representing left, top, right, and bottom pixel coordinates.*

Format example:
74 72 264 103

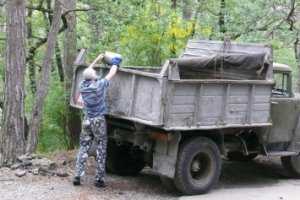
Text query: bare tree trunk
0 0 26 166
55 41 64 82
63 0 81 149
219 0 226 34
27 0 37 94
182 0 193 20
171 0 177 9
26 0 63 154
295 32 300 92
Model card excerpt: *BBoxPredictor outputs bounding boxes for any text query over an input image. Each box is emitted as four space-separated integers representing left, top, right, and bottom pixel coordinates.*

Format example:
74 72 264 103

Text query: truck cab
272 63 293 98
266 63 300 179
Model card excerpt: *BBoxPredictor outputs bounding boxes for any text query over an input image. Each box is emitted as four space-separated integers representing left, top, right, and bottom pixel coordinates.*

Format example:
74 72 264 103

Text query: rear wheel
281 155 300 178
174 137 222 195
106 140 145 176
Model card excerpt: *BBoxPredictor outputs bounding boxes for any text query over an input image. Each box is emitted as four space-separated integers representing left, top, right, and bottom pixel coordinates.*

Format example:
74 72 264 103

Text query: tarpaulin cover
172 53 269 80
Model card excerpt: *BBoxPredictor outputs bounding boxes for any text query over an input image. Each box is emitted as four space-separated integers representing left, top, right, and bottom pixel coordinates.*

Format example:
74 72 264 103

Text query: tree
26 0 63 153
219 0 226 34
0 0 26 166
63 0 82 148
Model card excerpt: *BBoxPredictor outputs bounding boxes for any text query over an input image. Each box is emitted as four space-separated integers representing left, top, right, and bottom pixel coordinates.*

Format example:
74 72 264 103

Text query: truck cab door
266 70 300 152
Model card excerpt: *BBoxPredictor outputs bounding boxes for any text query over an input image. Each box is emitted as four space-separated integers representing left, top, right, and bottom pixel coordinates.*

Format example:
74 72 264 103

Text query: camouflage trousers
75 116 107 181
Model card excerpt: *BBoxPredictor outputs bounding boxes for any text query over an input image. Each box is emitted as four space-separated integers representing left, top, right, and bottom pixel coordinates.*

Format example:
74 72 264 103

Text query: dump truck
71 40 300 195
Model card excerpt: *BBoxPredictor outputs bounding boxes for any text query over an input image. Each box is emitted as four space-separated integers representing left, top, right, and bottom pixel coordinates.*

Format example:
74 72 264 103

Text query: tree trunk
26 0 63 154
219 0 226 34
171 0 177 9
295 32 300 92
0 0 26 166
55 41 64 82
27 0 37 94
182 0 193 20
63 0 81 149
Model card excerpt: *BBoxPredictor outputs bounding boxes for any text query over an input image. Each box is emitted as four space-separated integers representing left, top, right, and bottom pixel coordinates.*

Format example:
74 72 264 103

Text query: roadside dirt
0 152 300 200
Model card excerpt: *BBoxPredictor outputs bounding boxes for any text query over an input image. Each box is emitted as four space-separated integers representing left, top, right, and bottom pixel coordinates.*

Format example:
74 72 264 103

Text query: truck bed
71 40 274 130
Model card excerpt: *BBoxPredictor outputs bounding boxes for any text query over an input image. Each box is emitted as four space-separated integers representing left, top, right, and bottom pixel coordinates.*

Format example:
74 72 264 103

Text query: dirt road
0 156 299 200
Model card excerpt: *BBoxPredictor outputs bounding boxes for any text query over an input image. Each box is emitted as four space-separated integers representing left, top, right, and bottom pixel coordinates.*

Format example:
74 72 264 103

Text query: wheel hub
190 153 211 180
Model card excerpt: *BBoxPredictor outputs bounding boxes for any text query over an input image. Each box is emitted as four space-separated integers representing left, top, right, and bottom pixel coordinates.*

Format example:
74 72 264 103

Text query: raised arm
105 65 118 81
88 53 104 68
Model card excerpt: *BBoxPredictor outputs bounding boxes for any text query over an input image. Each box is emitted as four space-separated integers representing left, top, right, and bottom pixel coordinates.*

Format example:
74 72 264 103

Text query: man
73 53 121 188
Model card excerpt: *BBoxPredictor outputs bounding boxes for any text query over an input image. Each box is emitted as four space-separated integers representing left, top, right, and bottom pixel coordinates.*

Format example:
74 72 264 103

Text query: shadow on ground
218 156 288 189
111 156 290 196
72 155 293 198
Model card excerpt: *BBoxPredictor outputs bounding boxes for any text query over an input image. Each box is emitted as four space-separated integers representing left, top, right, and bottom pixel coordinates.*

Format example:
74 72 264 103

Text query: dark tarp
171 53 269 80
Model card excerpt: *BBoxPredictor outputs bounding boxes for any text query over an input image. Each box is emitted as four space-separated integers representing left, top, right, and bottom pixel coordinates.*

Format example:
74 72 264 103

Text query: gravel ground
1 154 300 200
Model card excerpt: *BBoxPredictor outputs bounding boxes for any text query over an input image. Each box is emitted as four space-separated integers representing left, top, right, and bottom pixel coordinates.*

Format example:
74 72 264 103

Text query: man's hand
88 53 104 68
111 57 122 66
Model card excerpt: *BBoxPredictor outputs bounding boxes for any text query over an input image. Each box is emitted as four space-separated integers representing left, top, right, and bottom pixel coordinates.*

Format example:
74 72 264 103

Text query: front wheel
281 155 300 178
174 137 222 195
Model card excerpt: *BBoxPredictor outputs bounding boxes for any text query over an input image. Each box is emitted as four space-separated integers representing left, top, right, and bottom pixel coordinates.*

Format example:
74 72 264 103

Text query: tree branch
62 8 96 16
26 6 52 13
26 19 67 62
26 6 96 15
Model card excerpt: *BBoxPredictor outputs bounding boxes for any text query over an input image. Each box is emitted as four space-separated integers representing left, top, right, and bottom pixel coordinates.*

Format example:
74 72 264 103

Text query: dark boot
73 176 81 186
94 179 106 188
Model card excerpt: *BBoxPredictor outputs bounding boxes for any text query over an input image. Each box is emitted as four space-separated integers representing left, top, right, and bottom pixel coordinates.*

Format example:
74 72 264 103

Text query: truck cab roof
273 63 292 73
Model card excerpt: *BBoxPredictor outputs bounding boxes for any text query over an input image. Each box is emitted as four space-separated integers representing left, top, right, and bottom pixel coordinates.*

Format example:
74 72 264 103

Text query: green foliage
1 0 299 153
119 2 194 66
37 73 70 152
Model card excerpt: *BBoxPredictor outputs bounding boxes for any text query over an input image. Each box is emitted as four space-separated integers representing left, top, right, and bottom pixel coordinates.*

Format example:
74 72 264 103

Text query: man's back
80 78 109 118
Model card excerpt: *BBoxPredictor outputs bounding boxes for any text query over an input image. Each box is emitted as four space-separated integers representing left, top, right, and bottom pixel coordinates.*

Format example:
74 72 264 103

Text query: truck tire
106 140 145 176
227 152 257 162
174 137 221 195
281 155 300 178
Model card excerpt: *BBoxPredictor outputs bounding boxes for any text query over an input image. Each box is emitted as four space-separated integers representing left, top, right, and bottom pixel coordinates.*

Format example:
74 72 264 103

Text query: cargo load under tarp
169 40 273 80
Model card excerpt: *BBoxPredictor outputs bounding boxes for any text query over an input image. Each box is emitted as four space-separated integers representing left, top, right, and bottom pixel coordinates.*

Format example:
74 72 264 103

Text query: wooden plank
229 104 248 112
169 105 195 114
173 84 197 96
171 79 274 85
229 96 248 104
253 103 270 111
129 74 137 116
159 77 168 124
246 85 255 124
254 96 271 103
172 95 195 105
193 84 203 124
164 122 272 131
221 84 230 124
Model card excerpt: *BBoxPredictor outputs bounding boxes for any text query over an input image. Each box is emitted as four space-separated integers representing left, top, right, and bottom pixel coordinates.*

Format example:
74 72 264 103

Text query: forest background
0 0 299 154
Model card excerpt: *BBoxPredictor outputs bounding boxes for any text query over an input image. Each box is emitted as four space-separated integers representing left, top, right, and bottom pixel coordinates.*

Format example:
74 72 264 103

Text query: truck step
267 151 298 157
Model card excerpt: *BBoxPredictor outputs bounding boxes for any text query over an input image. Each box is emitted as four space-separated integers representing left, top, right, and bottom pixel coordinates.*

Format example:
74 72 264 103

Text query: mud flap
153 132 181 179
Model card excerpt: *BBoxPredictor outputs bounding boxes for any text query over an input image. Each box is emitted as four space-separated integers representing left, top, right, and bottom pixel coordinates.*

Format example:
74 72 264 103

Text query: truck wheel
160 176 178 193
107 140 145 176
227 152 257 162
174 137 221 195
281 155 300 178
